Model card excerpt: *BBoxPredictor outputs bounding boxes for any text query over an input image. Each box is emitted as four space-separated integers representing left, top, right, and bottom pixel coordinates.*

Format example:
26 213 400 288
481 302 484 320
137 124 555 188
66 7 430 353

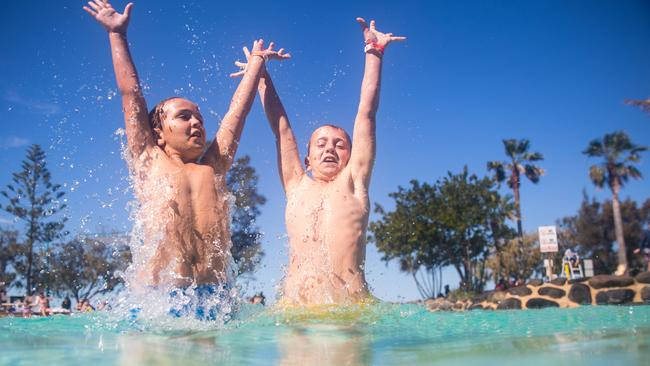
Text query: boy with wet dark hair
84 0 289 318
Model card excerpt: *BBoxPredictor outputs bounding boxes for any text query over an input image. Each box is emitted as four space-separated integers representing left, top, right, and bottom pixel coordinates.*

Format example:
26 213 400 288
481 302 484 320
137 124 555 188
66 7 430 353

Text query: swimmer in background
83 1 289 291
232 18 405 305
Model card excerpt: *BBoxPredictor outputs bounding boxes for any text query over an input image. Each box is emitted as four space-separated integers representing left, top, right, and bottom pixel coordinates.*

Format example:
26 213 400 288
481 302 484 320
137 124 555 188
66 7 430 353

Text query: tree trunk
26 237 33 296
611 180 628 274
512 171 523 241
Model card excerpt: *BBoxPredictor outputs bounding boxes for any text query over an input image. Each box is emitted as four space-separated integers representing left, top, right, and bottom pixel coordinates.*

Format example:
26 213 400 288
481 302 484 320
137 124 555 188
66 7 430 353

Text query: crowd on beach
0 289 111 317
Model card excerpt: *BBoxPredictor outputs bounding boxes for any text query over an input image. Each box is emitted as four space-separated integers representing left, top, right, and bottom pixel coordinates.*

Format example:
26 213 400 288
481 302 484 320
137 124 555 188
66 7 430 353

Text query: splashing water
107 127 243 328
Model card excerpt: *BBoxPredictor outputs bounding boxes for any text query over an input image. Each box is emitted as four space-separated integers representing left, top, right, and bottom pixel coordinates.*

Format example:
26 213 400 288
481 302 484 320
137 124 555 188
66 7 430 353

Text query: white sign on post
538 226 559 253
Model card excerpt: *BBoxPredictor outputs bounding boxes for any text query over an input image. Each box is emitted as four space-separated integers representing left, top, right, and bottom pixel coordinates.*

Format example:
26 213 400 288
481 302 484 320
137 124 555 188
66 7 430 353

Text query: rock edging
426 272 650 312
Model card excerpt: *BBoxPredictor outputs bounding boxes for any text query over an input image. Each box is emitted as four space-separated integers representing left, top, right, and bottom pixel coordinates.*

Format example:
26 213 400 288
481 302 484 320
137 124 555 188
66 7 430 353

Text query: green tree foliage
0 144 67 294
583 131 647 273
487 139 544 243
48 235 130 302
487 232 542 282
369 180 444 299
226 155 267 276
558 193 650 274
0 230 20 288
370 168 511 295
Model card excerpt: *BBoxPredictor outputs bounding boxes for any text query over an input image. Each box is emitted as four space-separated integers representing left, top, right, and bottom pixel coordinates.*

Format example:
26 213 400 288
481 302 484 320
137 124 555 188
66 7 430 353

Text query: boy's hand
83 0 133 34
356 18 406 49
230 40 291 78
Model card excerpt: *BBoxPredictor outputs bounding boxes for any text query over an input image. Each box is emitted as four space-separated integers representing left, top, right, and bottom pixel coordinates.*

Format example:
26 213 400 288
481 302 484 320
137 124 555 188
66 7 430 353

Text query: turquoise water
2 304 649 365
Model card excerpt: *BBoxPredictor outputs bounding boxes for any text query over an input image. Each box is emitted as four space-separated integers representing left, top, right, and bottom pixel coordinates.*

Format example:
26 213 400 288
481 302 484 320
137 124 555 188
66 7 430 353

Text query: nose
190 116 203 128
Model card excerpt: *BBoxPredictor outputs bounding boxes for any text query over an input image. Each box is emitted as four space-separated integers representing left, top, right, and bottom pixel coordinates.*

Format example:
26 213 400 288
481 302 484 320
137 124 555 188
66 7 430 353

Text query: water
2 304 649 365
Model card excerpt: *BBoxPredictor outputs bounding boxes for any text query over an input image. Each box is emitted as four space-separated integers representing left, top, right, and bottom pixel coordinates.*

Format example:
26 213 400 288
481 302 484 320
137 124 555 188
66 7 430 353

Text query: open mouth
322 156 337 163
190 131 202 139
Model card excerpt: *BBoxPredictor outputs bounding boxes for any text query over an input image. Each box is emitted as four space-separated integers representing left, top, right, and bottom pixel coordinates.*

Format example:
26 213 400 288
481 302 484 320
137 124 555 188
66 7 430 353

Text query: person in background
80 298 95 312
634 222 650 272
22 296 32 318
61 296 71 311
37 293 50 317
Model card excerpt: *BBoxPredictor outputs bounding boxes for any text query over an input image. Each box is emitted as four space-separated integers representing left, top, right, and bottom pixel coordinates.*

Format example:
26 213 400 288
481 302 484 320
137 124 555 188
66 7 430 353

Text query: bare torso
283 167 370 304
133 148 230 288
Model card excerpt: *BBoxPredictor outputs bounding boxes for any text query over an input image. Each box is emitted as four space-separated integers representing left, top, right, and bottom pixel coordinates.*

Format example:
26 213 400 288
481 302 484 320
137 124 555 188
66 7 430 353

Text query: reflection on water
277 325 371 366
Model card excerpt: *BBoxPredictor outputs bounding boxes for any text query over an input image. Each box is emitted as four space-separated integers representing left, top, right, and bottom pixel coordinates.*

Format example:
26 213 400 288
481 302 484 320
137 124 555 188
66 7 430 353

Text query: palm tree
488 139 544 243
583 131 647 275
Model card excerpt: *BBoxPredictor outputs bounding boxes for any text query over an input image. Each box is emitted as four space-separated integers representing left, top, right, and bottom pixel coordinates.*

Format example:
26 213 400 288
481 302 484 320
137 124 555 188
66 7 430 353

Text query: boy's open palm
83 0 133 34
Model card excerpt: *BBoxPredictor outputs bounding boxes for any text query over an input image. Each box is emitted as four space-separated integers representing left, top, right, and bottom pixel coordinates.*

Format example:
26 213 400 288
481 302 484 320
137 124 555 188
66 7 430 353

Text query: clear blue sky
1 0 649 302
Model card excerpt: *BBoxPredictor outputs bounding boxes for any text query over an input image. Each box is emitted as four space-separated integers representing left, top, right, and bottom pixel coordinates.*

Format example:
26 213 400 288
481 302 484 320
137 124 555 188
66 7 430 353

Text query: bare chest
149 161 226 232
286 178 369 248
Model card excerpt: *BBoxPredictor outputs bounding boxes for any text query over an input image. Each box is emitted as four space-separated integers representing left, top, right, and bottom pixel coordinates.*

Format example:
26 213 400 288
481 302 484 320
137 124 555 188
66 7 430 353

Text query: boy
234 18 404 304
84 1 289 297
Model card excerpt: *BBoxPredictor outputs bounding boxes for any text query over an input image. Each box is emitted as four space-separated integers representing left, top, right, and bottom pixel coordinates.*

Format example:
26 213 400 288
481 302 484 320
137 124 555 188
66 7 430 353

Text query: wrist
364 40 384 57
109 30 127 38
251 51 268 62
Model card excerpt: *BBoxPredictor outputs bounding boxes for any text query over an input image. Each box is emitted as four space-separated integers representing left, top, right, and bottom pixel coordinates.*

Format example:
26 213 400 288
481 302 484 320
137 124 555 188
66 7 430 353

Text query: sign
538 226 559 253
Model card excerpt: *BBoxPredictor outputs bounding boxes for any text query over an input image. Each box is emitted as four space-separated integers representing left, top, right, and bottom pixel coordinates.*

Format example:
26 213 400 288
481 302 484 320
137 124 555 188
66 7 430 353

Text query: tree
487 232 542 283
583 131 647 274
558 193 650 274
369 180 444 299
226 155 266 276
49 235 130 302
370 168 511 296
0 229 20 288
487 139 544 243
0 144 67 294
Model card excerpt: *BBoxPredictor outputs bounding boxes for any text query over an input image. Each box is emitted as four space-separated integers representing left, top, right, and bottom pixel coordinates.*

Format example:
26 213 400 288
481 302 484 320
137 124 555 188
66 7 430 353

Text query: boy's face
156 98 206 162
305 126 351 180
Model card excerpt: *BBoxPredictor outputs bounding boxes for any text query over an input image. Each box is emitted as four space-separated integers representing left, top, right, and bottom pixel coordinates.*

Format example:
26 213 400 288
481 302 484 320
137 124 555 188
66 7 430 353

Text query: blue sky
1 0 649 302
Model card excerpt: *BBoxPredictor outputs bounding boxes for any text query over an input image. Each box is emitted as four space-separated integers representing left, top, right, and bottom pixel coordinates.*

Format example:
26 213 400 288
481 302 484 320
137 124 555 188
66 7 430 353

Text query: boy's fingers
370 20 376 30
391 36 407 42
82 6 97 16
356 17 368 29
88 1 101 12
243 46 250 58
269 42 275 51
124 2 134 17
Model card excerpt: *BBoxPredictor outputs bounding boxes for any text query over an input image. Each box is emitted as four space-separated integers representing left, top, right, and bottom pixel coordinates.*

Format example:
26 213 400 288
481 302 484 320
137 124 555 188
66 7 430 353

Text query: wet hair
306 124 352 156
148 97 181 141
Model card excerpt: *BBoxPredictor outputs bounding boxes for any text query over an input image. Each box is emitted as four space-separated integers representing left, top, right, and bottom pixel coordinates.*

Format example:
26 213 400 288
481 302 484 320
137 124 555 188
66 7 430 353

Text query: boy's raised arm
258 69 304 192
83 1 154 160
349 18 405 188
204 41 290 175
229 46 301 191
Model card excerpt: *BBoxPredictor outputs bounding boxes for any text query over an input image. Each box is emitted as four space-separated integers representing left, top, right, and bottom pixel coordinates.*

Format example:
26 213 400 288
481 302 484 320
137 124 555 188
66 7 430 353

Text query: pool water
2 304 649 365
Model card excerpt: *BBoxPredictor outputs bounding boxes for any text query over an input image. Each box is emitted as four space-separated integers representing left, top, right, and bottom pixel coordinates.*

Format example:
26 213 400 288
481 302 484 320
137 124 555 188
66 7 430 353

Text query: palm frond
487 161 507 183
588 165 606 188
583 139 603 157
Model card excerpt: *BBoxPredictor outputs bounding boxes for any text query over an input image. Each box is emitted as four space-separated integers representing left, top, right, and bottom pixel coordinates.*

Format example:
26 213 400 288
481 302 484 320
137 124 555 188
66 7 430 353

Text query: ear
304 156 311 171
154 127 166 148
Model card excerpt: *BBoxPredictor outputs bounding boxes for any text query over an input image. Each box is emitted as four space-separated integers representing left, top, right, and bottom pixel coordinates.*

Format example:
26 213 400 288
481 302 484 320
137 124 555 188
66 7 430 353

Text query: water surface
2 304 649 365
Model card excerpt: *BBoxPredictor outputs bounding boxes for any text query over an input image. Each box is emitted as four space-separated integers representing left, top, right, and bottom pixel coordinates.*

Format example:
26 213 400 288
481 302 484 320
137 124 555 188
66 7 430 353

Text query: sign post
538 226 559 280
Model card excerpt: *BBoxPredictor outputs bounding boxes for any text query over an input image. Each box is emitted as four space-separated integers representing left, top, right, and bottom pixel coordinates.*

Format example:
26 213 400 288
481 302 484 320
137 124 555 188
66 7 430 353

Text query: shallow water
2 304 649 365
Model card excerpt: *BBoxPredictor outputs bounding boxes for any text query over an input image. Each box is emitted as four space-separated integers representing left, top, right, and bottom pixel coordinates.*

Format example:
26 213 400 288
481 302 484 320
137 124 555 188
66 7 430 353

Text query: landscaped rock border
426 271 650 312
